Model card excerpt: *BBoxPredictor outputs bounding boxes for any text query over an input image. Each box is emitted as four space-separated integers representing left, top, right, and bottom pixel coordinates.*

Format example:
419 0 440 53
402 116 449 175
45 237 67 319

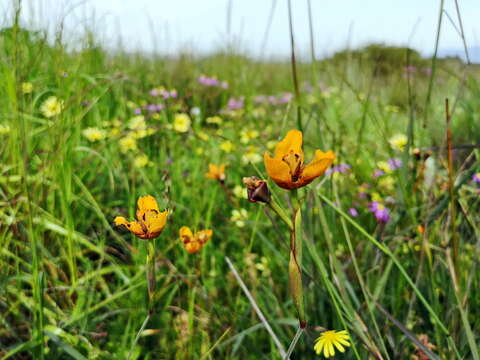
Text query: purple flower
422 67 432 75
146 104 157 112
134 108 142 115
348 208 359 217
369 202 390 223
198 75 219 86
337 163 351 173
472 173 480 183
198 75 228 89
277 92 293 104
373 169 385 177
404 65 416 73
388 158 402 170
150 88 160 96
267 95 277 105
326 163 351 175
227 97 244 110
254 95 267 104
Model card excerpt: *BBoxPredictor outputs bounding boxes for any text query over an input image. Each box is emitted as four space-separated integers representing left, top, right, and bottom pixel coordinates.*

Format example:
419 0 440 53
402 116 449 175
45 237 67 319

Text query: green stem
268 200 293 231
147 240 156 314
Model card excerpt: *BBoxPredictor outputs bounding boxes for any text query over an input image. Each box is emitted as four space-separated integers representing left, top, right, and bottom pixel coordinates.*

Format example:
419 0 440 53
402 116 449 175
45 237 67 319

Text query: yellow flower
377 161 392 174
119 136 138 153
389 134 408 152
205 164 226 182
114 195 168 240
231 209 248 228
233 185 248 199
371 192 382 202
240 129 259 144
173 113 191 133
314 330 351 358
206 116 223 125
82 127 106 142
179 226 213 254
264 130 334 190
242 145 262 164
252 107 266 118
22 82 33 94
220 140 234 153
197 131 209 141
41 96 63 118
128 115 146 131
378 176 395 191
133 153 151 168
128 115 154 138
0 124 11 135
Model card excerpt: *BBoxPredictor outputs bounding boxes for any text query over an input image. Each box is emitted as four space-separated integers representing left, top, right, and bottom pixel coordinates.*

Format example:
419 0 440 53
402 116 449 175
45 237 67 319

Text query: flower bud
242 176 271 204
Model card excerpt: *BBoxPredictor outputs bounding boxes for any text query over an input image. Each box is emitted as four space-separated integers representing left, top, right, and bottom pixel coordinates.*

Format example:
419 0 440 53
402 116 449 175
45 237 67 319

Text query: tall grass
1 2 480 359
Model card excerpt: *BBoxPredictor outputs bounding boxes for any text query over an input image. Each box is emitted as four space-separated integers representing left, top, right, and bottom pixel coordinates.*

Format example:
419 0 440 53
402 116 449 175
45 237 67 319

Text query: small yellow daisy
173 113 191 133
314 330 351 358
40 96 63 118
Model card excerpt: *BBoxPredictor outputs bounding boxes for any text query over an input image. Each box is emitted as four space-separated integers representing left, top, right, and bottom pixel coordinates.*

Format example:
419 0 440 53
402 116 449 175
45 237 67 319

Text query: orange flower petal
115 217 144 236
137 195 159 212
179 226 194 243
145 210 168 236
264 152 294 189
195 229 212 244
185 241 201 254
127 221 146 237
274 129 303 160
114 216 128 227
299 150 335 187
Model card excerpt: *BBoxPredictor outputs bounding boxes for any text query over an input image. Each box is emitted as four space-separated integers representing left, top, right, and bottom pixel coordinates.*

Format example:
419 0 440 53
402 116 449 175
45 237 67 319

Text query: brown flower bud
242 176 271 204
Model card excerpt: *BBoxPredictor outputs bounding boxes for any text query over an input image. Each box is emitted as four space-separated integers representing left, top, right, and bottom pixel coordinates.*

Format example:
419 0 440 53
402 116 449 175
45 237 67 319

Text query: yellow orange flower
173 113 191 133
264 130 334 190
205 164 226 182
220 140 234 153
114 195 168 239
82 127 106 142
41 96 63 118
314 330 351 358
22 82 33 94
389 133 408 152
179 226 212 254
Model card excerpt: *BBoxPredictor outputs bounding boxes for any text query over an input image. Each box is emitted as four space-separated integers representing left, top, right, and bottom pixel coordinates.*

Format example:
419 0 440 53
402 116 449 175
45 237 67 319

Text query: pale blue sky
15 0 480 59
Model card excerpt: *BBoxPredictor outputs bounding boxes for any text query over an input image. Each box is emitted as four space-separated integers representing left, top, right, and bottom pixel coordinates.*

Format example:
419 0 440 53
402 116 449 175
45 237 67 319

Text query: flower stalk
146 240 156 314
289 197 306 327
244 130 334 329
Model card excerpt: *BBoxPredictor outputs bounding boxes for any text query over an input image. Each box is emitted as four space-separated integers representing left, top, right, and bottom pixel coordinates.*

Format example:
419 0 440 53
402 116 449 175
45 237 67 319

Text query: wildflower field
1 3 480 359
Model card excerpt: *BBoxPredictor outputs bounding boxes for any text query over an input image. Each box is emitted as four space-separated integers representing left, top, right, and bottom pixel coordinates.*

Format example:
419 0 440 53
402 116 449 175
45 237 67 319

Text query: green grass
1 3 480 359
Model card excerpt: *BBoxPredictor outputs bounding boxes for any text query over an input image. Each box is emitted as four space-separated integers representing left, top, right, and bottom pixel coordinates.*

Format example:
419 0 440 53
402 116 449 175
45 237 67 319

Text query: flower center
282 151 303 182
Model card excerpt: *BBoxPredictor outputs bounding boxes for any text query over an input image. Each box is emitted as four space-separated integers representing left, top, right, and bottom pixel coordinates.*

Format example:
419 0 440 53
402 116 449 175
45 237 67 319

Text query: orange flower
264 130 334 190
114 195 168 239
205 164 226 182
180 226 212 254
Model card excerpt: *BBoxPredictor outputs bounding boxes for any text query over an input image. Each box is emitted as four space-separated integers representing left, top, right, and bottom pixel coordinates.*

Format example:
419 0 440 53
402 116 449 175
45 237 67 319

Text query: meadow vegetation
1 4 480 359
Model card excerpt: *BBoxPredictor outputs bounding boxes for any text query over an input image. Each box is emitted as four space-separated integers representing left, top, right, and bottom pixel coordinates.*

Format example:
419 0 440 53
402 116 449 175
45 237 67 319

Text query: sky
10 0 480 60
